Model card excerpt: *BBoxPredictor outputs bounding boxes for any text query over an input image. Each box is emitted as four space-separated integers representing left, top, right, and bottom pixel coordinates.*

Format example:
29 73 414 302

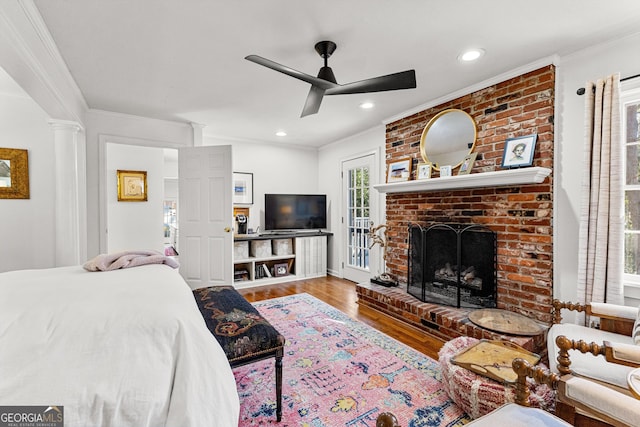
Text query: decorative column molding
191 122 205 146
48 119 86 267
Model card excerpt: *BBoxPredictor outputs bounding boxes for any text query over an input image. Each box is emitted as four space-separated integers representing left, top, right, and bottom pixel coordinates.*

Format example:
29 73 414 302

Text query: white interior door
342 153 377 283
178 145 233 289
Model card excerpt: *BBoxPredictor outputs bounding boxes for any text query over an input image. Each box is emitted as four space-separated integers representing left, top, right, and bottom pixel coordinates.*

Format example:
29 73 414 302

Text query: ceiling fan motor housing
315 40 337 58
317 66 337 83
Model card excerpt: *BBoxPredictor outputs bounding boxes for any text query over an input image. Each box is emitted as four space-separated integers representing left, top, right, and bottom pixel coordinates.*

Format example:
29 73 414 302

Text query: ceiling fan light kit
245 40 417 117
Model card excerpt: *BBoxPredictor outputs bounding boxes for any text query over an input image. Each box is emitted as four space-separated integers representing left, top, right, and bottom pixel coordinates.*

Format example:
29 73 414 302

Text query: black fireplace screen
407 223 497 308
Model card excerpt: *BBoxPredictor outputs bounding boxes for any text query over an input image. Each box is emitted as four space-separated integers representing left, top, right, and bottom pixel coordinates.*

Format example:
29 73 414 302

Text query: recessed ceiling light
360 102 375 109
275 131 287 137
459 48 485 62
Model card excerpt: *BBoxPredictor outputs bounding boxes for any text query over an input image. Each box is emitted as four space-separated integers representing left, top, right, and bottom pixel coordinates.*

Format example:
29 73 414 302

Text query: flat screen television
264 194 327 231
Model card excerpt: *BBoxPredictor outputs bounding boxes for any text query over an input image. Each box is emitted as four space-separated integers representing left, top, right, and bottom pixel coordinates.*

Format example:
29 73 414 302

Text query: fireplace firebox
408 223 497 308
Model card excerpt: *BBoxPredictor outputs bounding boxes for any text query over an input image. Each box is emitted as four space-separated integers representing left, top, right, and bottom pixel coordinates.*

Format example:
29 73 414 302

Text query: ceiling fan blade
301 85 325 117
326 69 416 95
245 55 337 90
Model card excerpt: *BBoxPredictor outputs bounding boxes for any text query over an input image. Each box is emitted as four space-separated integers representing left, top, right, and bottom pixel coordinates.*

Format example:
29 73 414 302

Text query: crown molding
0 1 88 122
203 133 319 152
88 108 191 126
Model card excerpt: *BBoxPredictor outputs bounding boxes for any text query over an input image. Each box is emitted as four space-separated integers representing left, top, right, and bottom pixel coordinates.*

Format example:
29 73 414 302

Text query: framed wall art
501 134 537 168
439 165 452 177
458 152 477 175
117 170 147 202
0 147 29 199
417 162 432 180
386 157 412 182
233 172 253 205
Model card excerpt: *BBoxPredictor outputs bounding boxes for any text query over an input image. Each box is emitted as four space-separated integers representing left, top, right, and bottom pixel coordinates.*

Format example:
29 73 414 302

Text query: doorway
342 153 378 283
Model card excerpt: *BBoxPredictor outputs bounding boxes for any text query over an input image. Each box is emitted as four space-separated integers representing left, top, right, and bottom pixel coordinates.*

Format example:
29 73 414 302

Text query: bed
0 264 240 427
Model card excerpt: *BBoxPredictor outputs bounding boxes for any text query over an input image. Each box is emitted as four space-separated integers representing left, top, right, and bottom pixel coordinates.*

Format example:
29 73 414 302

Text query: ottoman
438 336 555 419
193 286 285 421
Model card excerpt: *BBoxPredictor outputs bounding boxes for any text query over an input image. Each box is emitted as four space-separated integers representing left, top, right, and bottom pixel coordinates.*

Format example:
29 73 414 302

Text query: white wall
0 89 56 272
318 125 386 277
85 110 195 255
554 32 640 303
204 136 319 233
106 144 165 253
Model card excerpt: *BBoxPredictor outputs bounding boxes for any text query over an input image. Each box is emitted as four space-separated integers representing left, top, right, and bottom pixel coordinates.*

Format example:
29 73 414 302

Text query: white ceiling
26 0 640 147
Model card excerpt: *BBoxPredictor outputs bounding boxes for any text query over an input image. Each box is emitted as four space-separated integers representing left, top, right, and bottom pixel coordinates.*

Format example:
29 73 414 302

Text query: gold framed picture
386 157 412 182
458 152 477 175
417 162 432 180
117 170 147 202
0 147 29 199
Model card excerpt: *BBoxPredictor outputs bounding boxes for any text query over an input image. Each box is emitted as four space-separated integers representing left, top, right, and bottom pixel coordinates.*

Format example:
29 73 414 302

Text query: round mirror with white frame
419 109 477 171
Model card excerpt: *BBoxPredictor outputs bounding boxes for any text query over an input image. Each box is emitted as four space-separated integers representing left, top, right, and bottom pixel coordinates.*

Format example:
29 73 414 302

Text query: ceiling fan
245 40 417 117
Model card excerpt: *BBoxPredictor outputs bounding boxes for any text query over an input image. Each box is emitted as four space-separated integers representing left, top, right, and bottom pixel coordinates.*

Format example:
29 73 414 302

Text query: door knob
224 227 231 233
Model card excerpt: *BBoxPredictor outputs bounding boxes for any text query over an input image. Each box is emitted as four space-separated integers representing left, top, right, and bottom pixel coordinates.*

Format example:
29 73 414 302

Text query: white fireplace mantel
373 167 551 194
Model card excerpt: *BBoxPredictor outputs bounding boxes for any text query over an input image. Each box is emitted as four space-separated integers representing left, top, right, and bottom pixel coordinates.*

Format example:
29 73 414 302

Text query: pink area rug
233 293 470 426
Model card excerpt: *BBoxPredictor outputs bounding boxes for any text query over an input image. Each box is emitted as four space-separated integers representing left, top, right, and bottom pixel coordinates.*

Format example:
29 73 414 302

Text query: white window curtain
577 74 624 317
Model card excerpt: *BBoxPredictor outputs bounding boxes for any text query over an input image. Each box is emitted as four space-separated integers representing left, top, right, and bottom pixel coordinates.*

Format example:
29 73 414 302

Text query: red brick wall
384 65 554 323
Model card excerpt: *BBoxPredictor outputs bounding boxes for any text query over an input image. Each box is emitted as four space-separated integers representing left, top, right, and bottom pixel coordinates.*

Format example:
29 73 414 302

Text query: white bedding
0 264 240 427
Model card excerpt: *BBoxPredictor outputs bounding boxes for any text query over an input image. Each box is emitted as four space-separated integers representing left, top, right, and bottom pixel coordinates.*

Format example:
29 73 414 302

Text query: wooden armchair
512 299 640 426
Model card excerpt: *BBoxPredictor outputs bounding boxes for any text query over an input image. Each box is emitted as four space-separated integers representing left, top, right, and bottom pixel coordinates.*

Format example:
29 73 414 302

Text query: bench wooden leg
275 348 283 422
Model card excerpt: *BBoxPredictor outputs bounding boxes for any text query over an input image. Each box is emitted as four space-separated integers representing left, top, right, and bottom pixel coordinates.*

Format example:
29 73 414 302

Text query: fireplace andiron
368 222 398 287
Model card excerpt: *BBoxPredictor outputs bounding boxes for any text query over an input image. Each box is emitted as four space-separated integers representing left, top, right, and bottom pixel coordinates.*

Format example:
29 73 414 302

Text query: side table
438 336 555 419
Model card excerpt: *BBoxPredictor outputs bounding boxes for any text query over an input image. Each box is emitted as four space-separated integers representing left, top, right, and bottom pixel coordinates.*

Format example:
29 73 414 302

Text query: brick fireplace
357 65 554 352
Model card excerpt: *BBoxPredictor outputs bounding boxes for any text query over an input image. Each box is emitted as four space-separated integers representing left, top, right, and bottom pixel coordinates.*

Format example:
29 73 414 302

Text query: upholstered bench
193 286 285 421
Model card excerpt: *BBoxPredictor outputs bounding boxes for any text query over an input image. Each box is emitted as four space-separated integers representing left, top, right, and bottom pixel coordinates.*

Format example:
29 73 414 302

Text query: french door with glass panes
342 153 377 283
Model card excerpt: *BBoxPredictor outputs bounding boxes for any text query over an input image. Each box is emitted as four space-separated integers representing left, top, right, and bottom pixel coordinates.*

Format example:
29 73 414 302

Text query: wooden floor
238 275 445 360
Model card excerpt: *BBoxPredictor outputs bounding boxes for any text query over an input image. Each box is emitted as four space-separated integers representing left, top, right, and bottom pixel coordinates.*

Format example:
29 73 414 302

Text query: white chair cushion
548 323 635 388
563 376 640 426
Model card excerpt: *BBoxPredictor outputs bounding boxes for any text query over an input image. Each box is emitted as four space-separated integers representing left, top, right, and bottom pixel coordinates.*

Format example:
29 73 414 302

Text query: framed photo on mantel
417 162 432 180
458 152 477 175
387 157 412 182
501 134 537 168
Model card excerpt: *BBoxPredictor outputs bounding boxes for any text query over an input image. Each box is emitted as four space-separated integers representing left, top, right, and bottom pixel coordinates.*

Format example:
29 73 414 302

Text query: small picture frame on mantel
458 153 477 175
501 134 537 168
387 157 412 183
417 162 432 180
439 165 452 177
